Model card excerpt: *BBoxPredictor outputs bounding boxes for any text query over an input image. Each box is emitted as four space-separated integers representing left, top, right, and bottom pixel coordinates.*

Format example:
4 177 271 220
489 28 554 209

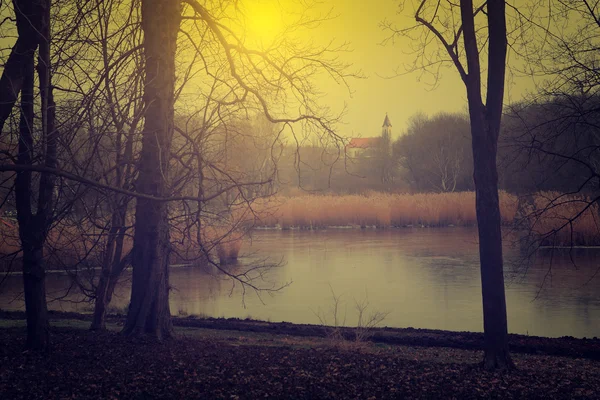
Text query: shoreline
3 310 600 399
1 309 599 360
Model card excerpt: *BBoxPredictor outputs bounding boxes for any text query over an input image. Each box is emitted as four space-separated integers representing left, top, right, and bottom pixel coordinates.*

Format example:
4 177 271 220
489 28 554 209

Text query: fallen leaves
0 326 599 399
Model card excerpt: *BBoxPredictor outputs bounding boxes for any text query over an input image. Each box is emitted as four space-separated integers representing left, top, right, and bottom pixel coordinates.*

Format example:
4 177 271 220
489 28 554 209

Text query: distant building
346 137 382 158
381 113 392 146
346 113 392 158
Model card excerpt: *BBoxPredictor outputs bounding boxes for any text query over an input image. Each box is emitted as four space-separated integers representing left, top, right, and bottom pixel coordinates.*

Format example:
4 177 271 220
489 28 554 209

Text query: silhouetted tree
120 0 180 338
121 0 352 338
502 0 600 247
3 0 56 351
385 0 514 369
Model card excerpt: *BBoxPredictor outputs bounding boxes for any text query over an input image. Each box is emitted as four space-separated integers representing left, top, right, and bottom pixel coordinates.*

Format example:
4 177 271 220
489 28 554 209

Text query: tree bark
470 110 514 370
17 57 50 350
122 0 180 339
460 0 514 370
20 233 50 350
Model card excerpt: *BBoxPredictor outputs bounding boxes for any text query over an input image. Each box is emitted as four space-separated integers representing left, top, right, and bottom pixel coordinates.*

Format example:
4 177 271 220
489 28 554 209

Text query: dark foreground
1 322 600 399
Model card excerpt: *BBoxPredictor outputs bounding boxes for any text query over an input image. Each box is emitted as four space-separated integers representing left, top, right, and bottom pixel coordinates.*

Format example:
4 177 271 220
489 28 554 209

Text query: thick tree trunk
13 0 56 351
21 237 50 350
122 0 180 339
15 26 50 351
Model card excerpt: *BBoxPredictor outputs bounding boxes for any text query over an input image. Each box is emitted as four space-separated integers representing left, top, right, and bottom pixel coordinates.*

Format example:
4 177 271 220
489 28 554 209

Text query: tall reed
525 192 600 247
254 192 518 229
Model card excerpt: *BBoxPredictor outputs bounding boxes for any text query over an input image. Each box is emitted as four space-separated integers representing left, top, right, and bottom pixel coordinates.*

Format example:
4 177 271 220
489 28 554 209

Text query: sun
241 0 285 47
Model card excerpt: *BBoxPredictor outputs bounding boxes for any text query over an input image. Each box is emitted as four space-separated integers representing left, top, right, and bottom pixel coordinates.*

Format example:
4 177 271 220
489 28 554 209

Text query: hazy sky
239 0 535 139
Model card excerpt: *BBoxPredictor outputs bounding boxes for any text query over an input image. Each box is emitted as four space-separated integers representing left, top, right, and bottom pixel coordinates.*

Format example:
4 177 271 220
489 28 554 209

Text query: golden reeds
525 192 600 247
2 190 596 269
253 191 518 229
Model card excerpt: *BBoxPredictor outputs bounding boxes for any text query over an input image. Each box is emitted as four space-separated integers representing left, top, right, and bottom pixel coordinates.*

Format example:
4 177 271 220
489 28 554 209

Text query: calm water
1 228 599 338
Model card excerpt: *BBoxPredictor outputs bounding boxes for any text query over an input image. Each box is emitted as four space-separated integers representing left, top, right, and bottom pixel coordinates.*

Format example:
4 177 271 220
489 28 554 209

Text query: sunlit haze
229 0 533 138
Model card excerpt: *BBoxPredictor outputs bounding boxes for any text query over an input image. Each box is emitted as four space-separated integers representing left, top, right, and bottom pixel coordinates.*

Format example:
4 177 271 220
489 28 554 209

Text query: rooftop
347 137 382 149
382 113 392 128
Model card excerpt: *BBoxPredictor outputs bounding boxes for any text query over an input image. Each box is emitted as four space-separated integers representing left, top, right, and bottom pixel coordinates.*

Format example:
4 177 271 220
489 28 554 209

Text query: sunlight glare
241 0 285 47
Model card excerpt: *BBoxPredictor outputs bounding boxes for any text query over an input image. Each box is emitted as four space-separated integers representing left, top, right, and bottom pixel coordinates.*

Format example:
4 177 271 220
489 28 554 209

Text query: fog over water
1 228 598 338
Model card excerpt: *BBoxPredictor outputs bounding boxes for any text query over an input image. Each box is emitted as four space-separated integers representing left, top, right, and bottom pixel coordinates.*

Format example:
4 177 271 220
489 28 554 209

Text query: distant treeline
271 94 600 198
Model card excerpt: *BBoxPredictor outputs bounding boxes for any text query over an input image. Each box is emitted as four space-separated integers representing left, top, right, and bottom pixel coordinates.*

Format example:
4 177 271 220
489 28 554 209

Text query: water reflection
0 228 598 338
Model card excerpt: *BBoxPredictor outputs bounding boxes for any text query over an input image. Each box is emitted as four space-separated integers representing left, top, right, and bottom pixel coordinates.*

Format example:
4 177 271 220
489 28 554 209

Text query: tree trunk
471 113 514 370
91 208 127 330
21 235 50 350
91 244 131 329
0 0 43 134
15 20 50 351
122 0 180 339
460 0 514 370
91 272 110 330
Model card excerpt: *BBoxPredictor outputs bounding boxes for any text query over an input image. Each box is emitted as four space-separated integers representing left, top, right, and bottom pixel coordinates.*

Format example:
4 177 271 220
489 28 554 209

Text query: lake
1 228 599 338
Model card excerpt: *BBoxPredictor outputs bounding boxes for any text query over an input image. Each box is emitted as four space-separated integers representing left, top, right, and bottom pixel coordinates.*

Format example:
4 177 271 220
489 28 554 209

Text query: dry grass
1 216 246 270
524 192 600 247
2 191 597 268
254 191 518 229
252 190 599 246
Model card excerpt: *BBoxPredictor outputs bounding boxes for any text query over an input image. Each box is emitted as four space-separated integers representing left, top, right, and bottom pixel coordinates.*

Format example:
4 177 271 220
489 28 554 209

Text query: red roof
347 137 382 149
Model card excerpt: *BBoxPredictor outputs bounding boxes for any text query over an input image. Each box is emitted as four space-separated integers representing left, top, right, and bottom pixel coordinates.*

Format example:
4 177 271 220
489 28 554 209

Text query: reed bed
525 192 600 247
1 216 246 270
2 191 597 267
254 192 519 229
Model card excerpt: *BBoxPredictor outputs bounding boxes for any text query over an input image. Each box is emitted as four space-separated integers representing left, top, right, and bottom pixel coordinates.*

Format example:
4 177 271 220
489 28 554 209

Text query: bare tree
500 0 600 249
120 0 180 339
1 0 57 351
385 0 514 369
0 0 354 341
432 144 462 192
119 0 353 338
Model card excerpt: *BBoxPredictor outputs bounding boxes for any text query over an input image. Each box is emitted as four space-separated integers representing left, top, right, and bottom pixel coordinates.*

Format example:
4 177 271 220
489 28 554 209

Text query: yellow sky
238 0 534 139
0 0 535 140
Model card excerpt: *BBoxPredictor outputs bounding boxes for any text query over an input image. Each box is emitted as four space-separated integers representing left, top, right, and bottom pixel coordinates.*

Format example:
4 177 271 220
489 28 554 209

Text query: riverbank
252 192 599 246
2 310 599 359
1 312 599 399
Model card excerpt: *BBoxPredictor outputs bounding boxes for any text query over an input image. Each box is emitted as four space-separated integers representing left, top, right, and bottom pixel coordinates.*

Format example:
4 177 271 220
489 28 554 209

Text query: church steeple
382 113 392 129
380 113 393 184
381 113 392 139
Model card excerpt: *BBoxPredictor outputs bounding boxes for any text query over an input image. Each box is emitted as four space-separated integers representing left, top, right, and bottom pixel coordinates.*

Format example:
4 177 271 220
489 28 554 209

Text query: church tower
381 113 392 152
382 112 392 140
380 113 393 183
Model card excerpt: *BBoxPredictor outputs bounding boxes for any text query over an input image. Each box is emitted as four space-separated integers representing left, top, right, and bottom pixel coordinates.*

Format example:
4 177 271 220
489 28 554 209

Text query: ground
1 313 599 399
